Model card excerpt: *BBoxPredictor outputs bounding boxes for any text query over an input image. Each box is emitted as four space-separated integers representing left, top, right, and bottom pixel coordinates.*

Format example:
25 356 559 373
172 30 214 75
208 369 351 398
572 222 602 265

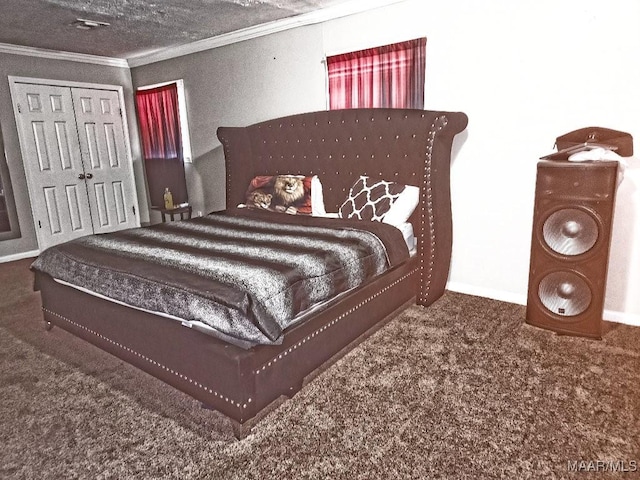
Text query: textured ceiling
0 0 353 60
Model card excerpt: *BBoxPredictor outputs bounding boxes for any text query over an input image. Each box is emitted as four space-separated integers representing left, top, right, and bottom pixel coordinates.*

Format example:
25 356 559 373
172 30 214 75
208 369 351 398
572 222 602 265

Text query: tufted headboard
217 108 468 305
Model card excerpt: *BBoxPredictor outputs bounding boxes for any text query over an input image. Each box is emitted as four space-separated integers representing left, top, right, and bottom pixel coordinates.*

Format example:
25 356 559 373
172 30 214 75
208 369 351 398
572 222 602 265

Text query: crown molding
0 42 128 68
0 0 407 69
127 0 408 67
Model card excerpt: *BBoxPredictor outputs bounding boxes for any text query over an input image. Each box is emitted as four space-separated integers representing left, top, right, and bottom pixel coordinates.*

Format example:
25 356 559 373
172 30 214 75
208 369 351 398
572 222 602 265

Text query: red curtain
135 83 187 207
135 83 182 160
327 38 426 110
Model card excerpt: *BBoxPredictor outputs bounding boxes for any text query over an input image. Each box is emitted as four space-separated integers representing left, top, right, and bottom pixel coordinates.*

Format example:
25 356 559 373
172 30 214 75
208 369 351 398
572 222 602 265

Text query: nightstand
152 204 192 222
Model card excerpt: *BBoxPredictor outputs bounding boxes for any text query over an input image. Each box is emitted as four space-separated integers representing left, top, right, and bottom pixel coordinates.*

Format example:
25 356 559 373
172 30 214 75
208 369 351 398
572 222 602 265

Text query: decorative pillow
339 176 406 221
243 175 316 215
382 185 420 226
311 176 327 217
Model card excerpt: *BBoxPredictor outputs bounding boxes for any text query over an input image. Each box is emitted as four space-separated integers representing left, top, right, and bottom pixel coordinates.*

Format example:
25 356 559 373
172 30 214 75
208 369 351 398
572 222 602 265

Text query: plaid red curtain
135 83 182 160
135 83 187 207
327 38 426 110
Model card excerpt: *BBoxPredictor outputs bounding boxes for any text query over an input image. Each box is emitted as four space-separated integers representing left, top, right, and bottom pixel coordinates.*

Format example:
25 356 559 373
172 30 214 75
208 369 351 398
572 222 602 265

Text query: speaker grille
542 208 598 256
538 271 592 317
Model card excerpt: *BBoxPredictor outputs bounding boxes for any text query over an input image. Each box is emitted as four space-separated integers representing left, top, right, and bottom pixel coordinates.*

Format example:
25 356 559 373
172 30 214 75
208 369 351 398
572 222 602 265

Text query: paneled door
11 81 139 250
71 87 138 235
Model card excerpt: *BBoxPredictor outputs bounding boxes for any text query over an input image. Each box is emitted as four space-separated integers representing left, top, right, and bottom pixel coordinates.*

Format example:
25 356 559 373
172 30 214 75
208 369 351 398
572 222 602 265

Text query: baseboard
446 281 528 307
603 309 640 327
446 281 640 327
0 249 39 264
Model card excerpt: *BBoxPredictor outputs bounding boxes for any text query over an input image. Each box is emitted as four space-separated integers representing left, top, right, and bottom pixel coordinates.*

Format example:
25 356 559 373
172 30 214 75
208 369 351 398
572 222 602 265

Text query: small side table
152 205 192 222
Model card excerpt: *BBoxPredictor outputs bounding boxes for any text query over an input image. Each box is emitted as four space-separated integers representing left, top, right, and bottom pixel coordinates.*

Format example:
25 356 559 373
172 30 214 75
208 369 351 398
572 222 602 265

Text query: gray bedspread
31 209 409 348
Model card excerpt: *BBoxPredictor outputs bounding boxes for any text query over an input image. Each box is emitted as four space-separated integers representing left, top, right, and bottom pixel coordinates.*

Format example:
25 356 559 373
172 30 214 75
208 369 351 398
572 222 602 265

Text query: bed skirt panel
36 256 419 429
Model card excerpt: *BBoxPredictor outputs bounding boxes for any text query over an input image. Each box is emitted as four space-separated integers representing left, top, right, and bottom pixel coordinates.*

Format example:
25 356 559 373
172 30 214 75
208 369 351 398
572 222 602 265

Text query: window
326 38 426 110
135 80 192 208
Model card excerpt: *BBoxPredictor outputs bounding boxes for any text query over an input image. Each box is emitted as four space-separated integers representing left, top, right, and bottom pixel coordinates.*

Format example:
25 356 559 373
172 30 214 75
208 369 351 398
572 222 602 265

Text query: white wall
131 25 328 218
322 0 640 324
130 0 639 324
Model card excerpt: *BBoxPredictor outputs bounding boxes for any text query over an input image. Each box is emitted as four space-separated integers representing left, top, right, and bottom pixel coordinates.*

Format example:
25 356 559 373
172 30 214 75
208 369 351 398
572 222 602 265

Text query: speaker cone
542 208 598 256
538 271 591 317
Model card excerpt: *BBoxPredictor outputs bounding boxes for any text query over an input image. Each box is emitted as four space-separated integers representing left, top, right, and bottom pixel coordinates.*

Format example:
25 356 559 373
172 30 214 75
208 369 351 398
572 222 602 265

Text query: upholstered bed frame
34 108 468 438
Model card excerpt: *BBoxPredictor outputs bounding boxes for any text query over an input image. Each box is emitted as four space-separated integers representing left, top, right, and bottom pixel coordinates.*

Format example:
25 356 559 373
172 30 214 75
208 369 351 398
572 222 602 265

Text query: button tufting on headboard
216 108 468 306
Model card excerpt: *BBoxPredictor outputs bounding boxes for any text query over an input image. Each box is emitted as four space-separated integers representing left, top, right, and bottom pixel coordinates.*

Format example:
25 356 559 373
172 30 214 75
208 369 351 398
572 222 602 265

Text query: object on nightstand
163 187 174 210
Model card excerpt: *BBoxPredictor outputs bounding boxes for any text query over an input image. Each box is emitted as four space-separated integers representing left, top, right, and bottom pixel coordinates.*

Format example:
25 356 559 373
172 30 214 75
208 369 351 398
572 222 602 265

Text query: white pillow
311 175 327 216
397 221 416 253
382 185 419 226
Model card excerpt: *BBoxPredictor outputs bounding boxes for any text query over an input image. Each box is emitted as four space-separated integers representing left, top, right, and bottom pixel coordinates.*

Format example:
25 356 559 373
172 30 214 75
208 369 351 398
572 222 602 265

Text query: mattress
32 209 410 348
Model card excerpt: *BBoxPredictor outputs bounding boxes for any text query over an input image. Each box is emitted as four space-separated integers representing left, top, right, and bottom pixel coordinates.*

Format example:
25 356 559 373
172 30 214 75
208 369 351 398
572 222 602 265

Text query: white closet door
12 81 140 250
12 83 94 250
71 87 138 234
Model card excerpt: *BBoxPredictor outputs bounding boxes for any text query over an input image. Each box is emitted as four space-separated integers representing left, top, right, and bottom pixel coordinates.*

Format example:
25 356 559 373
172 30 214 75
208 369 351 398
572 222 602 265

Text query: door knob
78 173 85 180
86 173 93 179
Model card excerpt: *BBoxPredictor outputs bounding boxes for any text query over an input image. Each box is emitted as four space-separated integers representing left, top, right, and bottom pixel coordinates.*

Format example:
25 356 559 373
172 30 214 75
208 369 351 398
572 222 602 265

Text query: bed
32 108 468 438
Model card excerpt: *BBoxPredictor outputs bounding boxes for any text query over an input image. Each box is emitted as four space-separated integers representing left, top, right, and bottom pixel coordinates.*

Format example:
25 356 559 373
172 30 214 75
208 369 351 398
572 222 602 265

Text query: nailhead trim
221 136 233 208
254 267 418 375
42 307 251 410
418 115 449 305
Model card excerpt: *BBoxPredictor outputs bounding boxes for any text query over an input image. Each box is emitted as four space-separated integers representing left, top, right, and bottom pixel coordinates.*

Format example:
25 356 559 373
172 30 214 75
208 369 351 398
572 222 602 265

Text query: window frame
136 79 193 163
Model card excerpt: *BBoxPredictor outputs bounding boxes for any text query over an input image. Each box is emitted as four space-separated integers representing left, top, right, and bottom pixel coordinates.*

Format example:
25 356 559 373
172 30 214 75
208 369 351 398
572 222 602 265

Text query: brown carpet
1 258 638 479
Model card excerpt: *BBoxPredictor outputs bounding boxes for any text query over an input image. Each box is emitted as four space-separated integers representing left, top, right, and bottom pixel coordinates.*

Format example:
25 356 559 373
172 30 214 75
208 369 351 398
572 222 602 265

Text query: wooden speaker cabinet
526 160 619 339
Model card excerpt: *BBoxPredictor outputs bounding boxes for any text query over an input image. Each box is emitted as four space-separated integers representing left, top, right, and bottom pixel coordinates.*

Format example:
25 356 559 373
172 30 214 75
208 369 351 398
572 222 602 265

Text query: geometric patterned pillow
339 176 406 221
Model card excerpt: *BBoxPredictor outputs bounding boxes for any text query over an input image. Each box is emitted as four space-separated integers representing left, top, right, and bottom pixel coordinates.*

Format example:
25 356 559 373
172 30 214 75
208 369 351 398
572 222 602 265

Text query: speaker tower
526 160 619 339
